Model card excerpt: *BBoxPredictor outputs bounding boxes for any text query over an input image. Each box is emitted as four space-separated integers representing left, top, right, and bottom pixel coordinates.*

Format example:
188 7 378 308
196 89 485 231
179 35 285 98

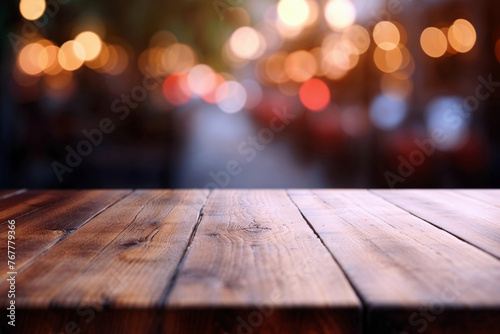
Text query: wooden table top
1 189 499 334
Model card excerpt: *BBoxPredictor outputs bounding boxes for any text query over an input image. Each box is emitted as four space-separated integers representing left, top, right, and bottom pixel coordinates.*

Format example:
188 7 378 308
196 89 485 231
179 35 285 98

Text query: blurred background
1 0 500 189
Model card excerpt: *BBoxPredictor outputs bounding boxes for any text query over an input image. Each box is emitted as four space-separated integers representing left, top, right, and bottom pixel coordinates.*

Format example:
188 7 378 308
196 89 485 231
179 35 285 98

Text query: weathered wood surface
0 189 499 334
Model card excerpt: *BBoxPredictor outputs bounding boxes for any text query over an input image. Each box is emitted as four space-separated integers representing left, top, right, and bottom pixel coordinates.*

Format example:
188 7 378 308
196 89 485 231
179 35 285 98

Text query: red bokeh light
162 73 191 105
299 78 330 111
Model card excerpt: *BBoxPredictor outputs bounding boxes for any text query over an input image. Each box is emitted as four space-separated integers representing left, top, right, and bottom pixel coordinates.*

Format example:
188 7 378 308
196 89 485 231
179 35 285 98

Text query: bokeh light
426 96 469 150
74 31 102 61
324 0 356 31
162 73 192 106
374 46 403 73
187 64 216 96
369 93 407 130
420 27 447 58
19 0 46 21
58 41 85 71
373 21 400 51
216 81 247 113
163 43 197 73
277 0 310 28
342 25 371 55
264 52 289 84
448 19 476 53
229 27 266 60
17 41 48 76
299 78 330 111
284 50 317 82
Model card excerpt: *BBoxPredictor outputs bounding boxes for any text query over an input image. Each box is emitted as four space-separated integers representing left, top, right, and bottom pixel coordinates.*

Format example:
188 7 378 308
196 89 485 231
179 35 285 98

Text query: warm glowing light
43 70 73 91
162 73 192 105
342 25 370 55
17 42 48 75
229 27 266 60
42 44 62 75
187 64 216 96
305 0 319 26
373 21 400 50
284 50 317 82
19 0 45 21
325 0 356 31
216 81 247 113
87 43 110 70
374 46 402 73
448 19 476 53
202 74 225 104
420 27 447 58
75 31 102 61
277 0 310 28
149 30 177 48
104 45 128 75
329 41 359 70
58 41 85 71
264 52 289 84
299 78 330 111
163 43 197 73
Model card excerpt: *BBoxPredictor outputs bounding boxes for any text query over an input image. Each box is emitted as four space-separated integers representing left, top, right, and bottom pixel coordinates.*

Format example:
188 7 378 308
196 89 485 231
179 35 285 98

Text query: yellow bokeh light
229 27 265 60
284 50 317 82
277 0 310 28
103 45 128 75
19 0 46 21
373 21 400 50
42 43 62 75
75 31 102 61
58 41 85 71
374 46 403 73
325 0 356 31
448 19 476 53
420 27 447 58
17 42 48 76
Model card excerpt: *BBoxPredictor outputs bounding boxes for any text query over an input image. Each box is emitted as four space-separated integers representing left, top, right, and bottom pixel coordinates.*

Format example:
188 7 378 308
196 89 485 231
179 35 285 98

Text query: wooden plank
0 190 131 283
456 189 500 208
289 189 500 333
166 189 360 333
0 190 75 223
372 189 500 260
48 189 209 308
0 189 25 200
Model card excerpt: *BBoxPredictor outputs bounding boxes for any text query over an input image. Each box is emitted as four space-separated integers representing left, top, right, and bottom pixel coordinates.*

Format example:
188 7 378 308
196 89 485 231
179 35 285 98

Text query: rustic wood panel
0 190 131 284
372 189 500 260
166 189 360 333
49 189 209 308
289 189 500 333
0 190 74 223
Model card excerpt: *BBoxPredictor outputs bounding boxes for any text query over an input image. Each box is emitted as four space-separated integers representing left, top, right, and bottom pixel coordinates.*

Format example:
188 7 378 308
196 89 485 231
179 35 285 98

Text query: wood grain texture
0 189 74 223
49 189 208 309
372 189 500 260
1 189 499 334
289 189 500 332
0 190 131 284
166 189 360 333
